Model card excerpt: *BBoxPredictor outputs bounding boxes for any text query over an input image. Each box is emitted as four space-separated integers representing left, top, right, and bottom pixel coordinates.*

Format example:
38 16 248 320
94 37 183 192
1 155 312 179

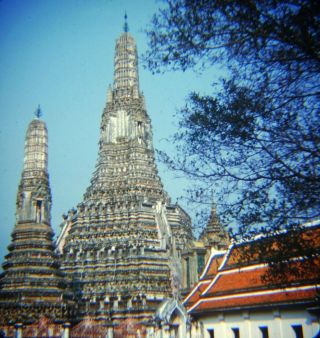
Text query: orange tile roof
183 251 226 308
192 287 318 312
183 280 210 307
222 225 320 270
185 222 320 314
204 257 320 296
200 253 225 280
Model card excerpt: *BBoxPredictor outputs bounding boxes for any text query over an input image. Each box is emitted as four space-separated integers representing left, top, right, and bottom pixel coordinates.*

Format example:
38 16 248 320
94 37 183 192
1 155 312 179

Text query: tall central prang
57 18 193 329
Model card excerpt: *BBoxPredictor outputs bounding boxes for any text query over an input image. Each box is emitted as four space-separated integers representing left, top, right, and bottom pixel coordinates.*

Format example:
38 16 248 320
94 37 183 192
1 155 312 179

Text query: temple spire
35 104 42 118
0 112 71 324
200 204 229 250
23 111 48 173
113 21 139 98
57 26 193 325
123 12 129 32
20 115 50 222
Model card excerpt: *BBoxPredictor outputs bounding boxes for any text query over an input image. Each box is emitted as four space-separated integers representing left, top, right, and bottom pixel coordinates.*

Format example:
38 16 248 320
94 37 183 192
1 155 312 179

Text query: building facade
184 222 320 338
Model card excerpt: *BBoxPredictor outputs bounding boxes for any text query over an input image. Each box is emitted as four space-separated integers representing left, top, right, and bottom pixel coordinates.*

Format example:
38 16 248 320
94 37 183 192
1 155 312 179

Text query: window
259 326 269 338
292 325 304 338
35 199 42 223
186 257 190 288
197 253 205 274
232 328 240 338
207 328 214 338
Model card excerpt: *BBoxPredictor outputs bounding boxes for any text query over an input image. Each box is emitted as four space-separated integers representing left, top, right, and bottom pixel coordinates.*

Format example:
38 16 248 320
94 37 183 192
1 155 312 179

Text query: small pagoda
0 108 74 337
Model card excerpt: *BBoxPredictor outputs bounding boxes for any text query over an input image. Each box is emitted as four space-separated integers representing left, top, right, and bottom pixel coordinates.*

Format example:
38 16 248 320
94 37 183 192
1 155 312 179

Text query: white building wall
196 308 319 338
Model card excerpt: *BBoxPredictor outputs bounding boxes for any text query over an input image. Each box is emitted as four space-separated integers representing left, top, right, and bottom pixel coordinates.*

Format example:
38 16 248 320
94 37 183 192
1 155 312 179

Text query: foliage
145 0 320 238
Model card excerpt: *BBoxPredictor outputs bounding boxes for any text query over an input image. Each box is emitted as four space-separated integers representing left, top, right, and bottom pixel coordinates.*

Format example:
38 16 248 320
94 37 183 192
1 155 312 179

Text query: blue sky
0 0 217 263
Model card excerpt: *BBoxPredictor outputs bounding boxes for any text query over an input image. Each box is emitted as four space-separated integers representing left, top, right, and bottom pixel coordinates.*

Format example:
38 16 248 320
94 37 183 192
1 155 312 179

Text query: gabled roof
199 250 226 281
190 286 318 313
183 249 225 308
220 222 320 271
184 222 320 315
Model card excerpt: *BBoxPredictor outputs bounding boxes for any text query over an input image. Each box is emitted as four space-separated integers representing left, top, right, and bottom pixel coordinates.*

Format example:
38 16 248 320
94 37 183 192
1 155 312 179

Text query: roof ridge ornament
123 12 129 32
35 105 42 119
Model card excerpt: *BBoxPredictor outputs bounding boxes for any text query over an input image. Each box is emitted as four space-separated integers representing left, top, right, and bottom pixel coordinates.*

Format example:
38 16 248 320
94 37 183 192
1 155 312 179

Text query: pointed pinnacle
124 12 129 32
35 105 42 118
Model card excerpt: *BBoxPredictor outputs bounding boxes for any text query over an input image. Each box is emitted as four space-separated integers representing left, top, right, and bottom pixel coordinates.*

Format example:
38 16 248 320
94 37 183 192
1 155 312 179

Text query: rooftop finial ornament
35 105 42 119
123 12 129 32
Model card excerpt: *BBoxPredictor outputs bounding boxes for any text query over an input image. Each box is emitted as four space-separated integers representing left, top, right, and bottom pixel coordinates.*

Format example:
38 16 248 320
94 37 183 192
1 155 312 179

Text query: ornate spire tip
123 12 129 32
35 105 42 119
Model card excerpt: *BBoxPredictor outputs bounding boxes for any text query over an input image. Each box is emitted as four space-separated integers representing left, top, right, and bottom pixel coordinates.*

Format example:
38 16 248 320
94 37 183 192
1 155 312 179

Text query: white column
186 322 191 338
162 324 170 338
14 323 23 338
62 322 71 338
106 326 113 338
273 309 283 338
146 326 155 338
218 313 227 338
243 311 252 338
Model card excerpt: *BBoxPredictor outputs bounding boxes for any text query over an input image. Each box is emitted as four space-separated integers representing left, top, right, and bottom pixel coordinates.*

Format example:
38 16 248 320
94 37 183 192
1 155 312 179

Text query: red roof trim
199 250 226 280
202 263 268 296
183 280 210 306
188 285 319 313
